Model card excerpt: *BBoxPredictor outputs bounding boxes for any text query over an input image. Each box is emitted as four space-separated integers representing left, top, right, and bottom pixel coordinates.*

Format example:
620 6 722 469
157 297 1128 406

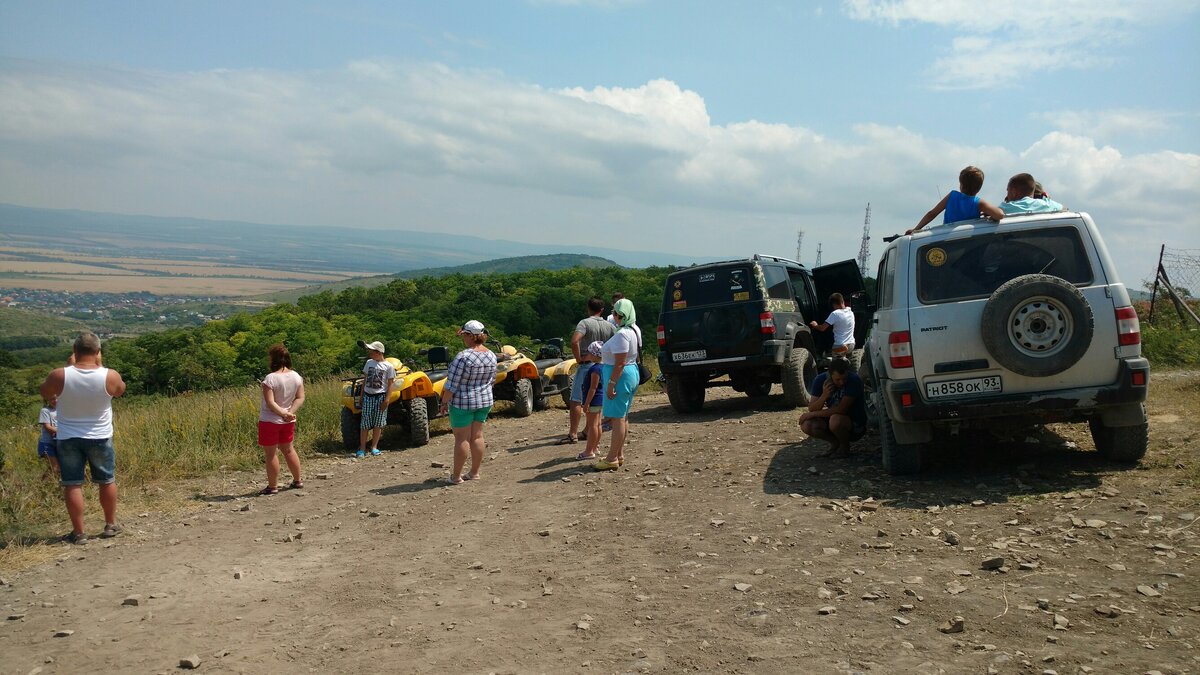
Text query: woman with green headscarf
594 297 641 471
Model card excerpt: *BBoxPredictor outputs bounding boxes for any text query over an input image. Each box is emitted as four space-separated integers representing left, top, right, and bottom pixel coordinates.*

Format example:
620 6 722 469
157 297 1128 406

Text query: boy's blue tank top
944 190 981 223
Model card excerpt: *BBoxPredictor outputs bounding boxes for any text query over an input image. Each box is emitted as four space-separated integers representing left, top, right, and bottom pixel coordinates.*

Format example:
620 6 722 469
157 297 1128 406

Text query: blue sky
1 0 1198 286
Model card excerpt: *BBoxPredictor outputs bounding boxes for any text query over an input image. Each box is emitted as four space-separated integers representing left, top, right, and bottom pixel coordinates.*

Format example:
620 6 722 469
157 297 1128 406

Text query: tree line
95 266 673 396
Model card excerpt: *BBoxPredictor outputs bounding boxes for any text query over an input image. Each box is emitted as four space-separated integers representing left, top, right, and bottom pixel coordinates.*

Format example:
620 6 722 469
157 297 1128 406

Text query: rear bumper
886 357 1149 424
658 339 791 374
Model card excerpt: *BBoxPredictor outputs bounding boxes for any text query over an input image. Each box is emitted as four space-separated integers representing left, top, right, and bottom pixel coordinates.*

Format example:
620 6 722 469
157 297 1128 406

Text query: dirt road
2 378 1198 674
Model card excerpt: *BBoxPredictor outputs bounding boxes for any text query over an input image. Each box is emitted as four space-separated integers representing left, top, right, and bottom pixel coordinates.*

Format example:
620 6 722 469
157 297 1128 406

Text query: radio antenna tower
815 243 823 267
857 203 872 276
795 229 805 264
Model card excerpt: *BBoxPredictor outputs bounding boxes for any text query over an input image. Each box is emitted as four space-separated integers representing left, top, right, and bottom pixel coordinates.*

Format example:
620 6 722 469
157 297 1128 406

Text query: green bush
1138 299 1200 368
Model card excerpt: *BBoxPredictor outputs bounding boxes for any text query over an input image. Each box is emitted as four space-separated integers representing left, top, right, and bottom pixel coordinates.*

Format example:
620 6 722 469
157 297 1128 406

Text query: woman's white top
601 326 640 366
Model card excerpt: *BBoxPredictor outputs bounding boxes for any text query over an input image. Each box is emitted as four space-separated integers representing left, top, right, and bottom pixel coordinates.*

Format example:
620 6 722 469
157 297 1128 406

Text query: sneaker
64 531 88 545
355 450 366 458
100 523 122 538
370 448 381 456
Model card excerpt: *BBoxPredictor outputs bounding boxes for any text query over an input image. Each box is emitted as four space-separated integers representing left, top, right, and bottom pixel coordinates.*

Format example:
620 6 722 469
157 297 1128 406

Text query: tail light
656 325 666 346
759 312 776 335
888 331 913 368
1115 306 1140 346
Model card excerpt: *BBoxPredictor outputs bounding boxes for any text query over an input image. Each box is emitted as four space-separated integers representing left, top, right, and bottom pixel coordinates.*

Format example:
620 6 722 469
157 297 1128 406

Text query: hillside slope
255 253 621 303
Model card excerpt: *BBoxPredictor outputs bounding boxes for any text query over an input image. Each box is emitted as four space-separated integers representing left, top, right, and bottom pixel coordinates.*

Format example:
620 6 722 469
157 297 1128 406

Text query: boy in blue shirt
575 341 606 461
909 166 1005 234
37 396 60 476
800 359 868 457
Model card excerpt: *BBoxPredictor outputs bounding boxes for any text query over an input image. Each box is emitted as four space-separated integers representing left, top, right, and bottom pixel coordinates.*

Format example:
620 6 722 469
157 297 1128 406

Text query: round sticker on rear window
926 247 947 267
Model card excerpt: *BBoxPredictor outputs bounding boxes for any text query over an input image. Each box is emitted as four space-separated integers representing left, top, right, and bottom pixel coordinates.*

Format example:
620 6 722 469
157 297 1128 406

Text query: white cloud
0 59 1195 285
1034 108 1181 140
843 0 1196 89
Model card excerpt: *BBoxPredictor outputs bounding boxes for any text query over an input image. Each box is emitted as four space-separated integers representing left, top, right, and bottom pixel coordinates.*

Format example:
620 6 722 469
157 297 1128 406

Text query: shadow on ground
761 426 1129 508
627 391 786 426
370 480 449 496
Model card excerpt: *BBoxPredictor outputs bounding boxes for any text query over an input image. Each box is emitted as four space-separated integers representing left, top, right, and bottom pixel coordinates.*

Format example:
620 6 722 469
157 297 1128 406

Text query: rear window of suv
917 226 1093 304
665 265 758 310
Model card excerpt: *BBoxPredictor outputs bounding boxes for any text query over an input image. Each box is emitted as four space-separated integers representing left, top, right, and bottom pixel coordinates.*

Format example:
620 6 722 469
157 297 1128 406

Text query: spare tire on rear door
980 274 1093 377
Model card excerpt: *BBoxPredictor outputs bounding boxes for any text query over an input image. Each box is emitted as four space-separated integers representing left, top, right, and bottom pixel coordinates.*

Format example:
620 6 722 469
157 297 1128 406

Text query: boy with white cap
357 339 394 457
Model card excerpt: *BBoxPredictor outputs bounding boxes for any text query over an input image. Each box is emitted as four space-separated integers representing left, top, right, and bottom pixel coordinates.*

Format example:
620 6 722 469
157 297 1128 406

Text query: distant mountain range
256 253 621 303
0 203 714 273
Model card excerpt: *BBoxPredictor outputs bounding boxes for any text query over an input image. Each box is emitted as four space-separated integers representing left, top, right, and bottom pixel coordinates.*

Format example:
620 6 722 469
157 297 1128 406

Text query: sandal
288 480 304 490
443 476 464 485
592 459 620 471
461 473 479 481
556 435 578 445
576 451 598 461
259 486 279 496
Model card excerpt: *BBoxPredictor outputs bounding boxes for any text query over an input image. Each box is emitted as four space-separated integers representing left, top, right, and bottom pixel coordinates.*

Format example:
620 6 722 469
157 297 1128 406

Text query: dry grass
0 378 344 556
0 276 305 296
0 245 367 295
0 261 129 275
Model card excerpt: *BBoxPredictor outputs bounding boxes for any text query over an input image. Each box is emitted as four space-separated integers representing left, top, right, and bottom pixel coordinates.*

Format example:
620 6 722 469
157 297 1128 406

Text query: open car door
813 259 874 347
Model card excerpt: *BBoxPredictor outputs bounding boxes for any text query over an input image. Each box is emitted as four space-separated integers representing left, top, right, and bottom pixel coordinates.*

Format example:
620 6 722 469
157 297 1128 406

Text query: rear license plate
925 376 1002 399
672 349 707 362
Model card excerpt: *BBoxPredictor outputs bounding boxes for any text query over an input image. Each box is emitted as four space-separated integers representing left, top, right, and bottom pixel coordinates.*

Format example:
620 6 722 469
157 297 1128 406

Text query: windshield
917 227 1093 303
664 266 758 310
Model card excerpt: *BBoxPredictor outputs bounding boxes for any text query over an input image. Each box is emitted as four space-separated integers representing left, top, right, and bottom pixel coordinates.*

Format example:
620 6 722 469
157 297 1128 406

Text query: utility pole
795 229 804 264
815 243 823 267
857 203 872 277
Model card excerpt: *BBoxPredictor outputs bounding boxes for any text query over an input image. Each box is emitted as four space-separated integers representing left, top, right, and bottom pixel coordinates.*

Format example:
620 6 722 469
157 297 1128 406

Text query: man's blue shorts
569 364 590 404
37 441 57 459
57 437 116 487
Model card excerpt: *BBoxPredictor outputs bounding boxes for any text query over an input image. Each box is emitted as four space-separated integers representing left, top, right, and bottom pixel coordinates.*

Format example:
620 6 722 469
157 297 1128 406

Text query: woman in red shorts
258 343 305 495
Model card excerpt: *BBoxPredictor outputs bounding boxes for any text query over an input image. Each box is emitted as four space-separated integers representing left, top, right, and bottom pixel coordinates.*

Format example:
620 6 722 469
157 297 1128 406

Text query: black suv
656 254 871 412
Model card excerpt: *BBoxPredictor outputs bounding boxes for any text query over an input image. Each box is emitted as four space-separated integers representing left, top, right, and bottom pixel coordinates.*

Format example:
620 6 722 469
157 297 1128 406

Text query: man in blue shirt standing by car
799 358 868 457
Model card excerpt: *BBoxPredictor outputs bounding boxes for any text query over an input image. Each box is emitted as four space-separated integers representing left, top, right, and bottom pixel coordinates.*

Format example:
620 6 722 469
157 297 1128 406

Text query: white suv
862 212 1149 475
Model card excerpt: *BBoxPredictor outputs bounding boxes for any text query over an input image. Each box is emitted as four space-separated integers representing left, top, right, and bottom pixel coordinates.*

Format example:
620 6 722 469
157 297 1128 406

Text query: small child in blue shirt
577 341 607 461
909 166 1004 234
37 396 60 476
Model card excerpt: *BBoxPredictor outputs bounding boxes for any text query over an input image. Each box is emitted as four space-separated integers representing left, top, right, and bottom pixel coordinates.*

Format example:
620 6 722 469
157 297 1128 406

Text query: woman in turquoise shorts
594 298 641 471
438 320 498 484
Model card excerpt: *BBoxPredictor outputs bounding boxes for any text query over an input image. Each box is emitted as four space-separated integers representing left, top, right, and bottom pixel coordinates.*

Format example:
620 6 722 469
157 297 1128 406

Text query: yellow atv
491 342 542 417
339 356 438 450
413 343 542 418
527 337 580 411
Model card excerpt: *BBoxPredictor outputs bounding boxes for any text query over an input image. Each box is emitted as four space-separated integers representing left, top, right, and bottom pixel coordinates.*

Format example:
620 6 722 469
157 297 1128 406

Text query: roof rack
751 253 805 267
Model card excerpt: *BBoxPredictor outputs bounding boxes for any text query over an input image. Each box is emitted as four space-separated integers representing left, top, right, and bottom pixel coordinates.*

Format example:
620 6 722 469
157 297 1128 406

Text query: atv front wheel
512 378 534 417
407 397 430 447
340 407 360 450
561 373 574 407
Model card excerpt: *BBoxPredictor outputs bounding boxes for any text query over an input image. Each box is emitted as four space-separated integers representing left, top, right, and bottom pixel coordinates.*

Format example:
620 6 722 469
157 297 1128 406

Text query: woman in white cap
438 320 498 483
594 298 640 471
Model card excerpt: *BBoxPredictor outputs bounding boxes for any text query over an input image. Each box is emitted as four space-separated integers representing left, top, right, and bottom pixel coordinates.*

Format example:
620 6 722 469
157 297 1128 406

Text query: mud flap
1098 402 1147 427
891 419 932 444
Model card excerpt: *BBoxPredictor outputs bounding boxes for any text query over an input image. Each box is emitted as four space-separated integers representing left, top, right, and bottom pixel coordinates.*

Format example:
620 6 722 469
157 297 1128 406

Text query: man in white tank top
40 332 126 544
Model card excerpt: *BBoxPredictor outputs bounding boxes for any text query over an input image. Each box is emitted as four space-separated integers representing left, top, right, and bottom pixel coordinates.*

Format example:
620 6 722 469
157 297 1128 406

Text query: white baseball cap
357 339 386 353
457 320 487 336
